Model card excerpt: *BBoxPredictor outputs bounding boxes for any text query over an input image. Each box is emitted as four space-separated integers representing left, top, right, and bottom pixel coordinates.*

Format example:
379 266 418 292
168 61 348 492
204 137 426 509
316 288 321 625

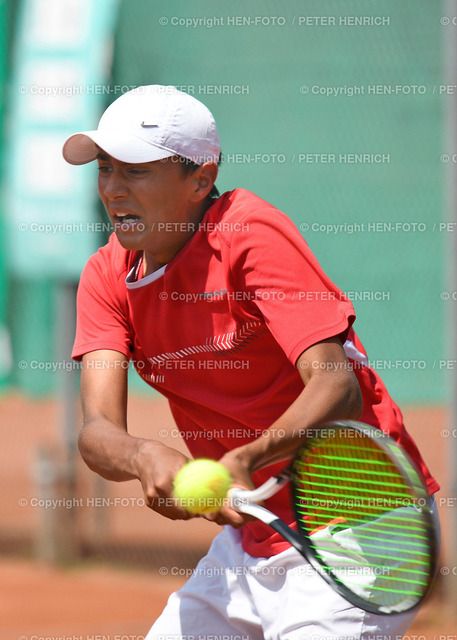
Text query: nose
100 169 128 201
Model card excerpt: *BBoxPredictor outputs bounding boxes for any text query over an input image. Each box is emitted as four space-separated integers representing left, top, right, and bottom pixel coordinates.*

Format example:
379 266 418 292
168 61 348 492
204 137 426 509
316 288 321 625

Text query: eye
97 164 112 175
128 167 149 176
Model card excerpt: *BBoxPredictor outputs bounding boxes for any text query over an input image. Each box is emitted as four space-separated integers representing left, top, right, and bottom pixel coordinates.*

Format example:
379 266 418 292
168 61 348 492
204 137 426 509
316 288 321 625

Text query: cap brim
62 130 176 165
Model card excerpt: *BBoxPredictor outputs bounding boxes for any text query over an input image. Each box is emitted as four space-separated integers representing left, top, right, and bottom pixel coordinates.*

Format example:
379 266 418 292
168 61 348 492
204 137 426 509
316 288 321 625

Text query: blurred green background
0 0 448 404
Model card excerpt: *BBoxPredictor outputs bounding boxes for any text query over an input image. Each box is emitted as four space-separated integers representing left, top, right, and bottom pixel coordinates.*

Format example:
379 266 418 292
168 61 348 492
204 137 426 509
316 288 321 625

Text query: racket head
290 420 438 615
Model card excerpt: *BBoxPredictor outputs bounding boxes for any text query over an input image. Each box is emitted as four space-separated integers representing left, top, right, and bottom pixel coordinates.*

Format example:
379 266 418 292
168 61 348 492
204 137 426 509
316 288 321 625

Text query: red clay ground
1 393 456 639
0 556 456 640
0 557 185 640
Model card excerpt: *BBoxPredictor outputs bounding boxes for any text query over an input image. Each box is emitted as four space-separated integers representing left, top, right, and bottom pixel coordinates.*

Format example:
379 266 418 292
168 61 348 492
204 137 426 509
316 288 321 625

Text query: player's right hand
134 440 196 520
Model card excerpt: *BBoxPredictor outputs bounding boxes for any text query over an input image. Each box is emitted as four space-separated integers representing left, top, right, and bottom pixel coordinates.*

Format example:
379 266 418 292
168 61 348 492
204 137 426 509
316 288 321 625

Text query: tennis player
63 85 439 640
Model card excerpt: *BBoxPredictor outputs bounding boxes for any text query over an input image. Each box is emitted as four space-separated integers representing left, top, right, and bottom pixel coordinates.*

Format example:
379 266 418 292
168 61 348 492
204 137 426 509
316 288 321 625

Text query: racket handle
229 496 280 524
228 475 288 504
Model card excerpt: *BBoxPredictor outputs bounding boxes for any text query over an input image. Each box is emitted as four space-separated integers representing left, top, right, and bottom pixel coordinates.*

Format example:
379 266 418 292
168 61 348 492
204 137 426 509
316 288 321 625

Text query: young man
63 85 439 640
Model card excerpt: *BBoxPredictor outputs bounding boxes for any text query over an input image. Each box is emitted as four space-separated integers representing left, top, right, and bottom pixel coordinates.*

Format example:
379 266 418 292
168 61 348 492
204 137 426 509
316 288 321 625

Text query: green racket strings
292 428 433 608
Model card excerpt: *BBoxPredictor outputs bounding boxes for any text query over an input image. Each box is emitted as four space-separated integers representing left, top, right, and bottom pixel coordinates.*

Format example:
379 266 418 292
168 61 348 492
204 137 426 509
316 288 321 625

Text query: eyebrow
96 152 110 161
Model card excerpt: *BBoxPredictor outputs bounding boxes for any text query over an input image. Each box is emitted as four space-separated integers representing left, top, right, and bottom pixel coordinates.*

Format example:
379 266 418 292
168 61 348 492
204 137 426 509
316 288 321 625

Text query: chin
113 231 146 251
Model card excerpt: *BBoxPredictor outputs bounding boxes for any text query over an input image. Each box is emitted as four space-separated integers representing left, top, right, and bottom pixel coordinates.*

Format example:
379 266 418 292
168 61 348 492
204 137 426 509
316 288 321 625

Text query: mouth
111 212 144 231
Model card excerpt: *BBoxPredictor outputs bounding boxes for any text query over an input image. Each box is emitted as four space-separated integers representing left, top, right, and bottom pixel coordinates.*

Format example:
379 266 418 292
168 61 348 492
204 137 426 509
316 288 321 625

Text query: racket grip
228 475 288 504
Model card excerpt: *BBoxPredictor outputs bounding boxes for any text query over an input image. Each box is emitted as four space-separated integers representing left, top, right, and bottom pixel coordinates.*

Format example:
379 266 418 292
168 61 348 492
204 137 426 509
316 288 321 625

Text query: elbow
77 422 90 454
77 422 98 473
77 426 91 468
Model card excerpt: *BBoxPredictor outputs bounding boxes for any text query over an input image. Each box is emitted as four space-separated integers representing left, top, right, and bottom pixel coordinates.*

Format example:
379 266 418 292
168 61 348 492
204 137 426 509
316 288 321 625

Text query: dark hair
178 153 222 199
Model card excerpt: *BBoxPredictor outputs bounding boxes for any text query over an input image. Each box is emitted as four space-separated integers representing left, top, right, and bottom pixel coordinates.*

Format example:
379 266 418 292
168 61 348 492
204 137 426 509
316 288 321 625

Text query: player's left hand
202 449 255 528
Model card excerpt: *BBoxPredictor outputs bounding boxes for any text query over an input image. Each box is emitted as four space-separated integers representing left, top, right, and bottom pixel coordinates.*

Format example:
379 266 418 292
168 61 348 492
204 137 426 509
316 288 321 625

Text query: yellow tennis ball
173 459 232 514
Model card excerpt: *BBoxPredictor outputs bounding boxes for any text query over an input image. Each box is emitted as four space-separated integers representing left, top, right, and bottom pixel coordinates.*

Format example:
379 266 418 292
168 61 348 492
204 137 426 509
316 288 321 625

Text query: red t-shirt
73 188 439 557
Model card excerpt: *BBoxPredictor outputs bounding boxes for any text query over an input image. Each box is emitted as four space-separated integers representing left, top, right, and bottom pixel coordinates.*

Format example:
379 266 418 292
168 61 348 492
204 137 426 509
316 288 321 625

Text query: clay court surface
1 556 456 640
0 557 186 640
1 393 455 639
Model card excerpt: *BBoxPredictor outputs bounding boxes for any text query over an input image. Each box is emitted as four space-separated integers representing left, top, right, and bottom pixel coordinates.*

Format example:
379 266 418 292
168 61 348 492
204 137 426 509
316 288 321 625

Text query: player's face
97 152 209 268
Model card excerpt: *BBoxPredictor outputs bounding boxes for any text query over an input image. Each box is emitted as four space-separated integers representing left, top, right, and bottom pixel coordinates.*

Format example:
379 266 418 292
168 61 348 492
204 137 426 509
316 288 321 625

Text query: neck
142 198 212 277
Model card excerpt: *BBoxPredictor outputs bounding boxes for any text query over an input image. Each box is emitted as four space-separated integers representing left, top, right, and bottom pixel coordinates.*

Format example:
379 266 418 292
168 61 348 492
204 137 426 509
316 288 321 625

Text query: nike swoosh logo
141 122 159 127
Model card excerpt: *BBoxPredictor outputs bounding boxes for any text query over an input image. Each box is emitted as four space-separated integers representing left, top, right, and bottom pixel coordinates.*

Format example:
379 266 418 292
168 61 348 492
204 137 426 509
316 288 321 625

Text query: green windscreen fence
3 0 446 404
111 0 445 404
4 0 119 395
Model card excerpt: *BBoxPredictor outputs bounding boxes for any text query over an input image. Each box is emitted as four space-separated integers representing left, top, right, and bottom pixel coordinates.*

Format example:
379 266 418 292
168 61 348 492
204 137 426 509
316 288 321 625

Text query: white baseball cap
62 85 221 166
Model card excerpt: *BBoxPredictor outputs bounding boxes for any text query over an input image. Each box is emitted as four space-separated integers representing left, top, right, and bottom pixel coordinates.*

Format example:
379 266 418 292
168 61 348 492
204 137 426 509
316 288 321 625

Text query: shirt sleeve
72 238 133 361
229 207 356 365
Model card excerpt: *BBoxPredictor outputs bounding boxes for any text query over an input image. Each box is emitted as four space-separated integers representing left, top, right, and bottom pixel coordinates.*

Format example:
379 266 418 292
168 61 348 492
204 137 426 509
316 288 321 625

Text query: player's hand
202 449 256 528
135 440 196 520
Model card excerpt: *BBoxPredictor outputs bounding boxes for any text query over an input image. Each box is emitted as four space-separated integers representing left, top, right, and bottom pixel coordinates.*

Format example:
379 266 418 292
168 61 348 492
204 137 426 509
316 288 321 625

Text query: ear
189 162 218 203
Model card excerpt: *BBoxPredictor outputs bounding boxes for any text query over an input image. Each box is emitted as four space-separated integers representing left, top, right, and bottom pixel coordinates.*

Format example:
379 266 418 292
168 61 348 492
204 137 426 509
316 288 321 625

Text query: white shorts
144 512 437 640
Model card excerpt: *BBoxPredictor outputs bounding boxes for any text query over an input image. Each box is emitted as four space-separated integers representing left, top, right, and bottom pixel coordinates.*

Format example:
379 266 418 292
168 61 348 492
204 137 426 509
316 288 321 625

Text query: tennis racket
228 420 438 615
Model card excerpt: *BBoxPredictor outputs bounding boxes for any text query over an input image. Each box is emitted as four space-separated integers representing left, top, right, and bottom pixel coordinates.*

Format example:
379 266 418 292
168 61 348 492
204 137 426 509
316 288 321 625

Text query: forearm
78 351 195 521
78 417 159 482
